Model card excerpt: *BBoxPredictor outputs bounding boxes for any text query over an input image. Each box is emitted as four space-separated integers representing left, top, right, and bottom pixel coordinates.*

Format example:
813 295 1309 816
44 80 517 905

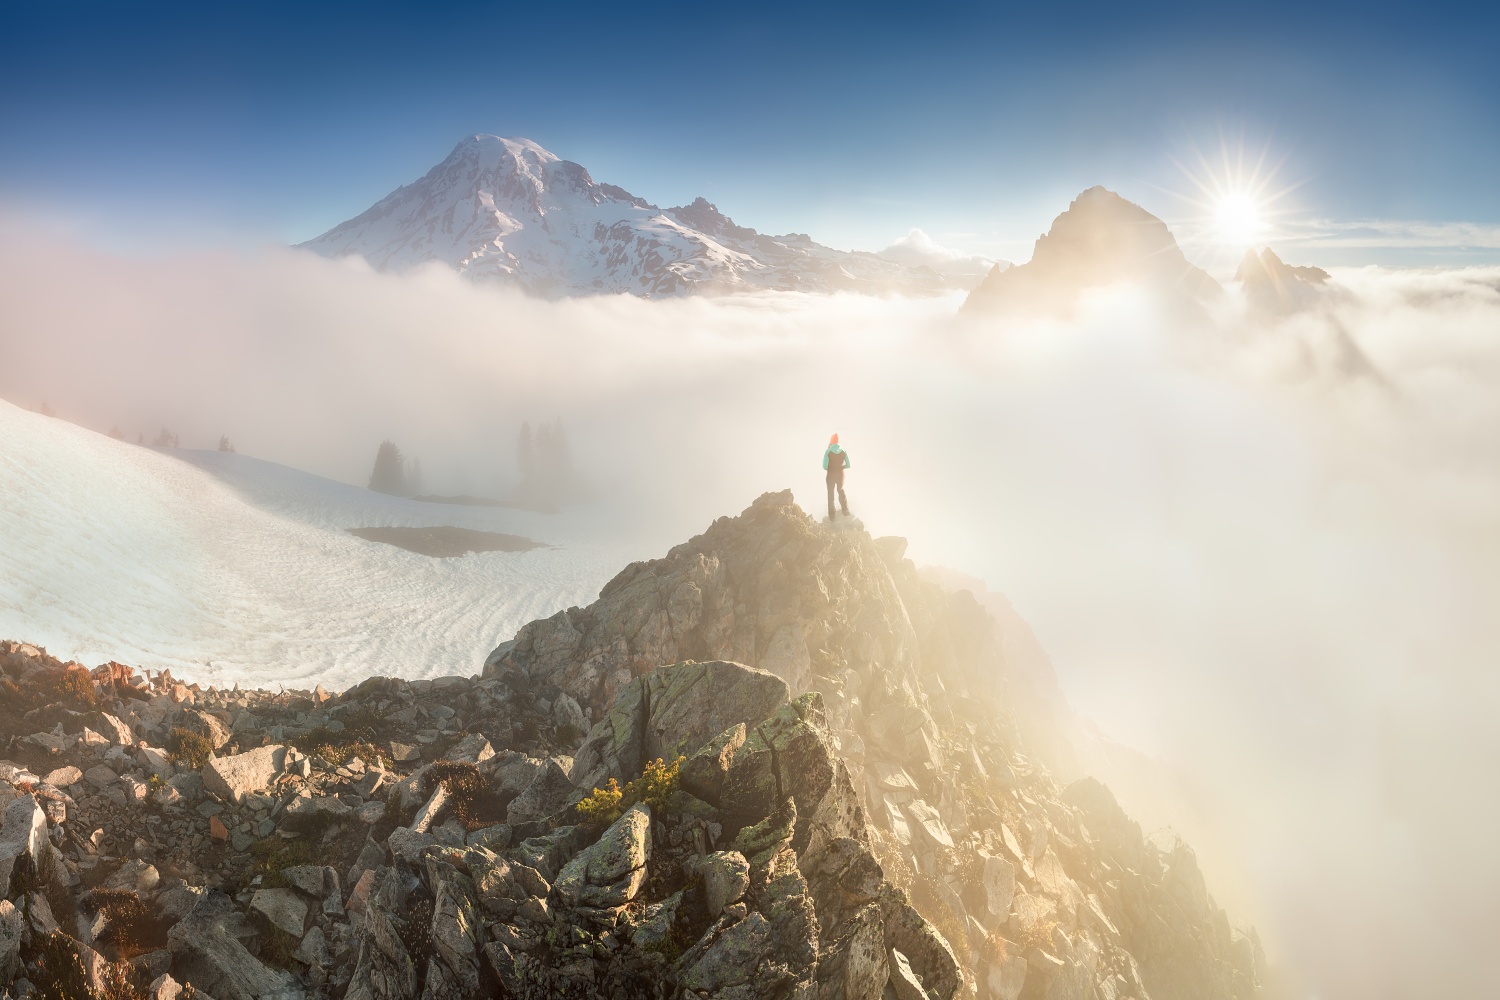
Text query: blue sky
3 0 1497 266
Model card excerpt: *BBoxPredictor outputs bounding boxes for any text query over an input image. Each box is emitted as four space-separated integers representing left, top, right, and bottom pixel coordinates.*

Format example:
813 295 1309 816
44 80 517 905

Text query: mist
3 221 1500 999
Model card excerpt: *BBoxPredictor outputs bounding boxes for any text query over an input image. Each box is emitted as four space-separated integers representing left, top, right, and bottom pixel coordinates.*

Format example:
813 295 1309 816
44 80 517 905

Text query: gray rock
42 766 82 787
629 890 682 954
84 765 119 790
293 925 329 968
180 709 233 750
888 948 930 1000
0 797 48 896
569 661 789 801
386 827 437 865
167 890 301 1000
100 859 160 894
201 746 287 805
815 903 888 1000
551 693 587 735
424 858 481 995
470 852 550 920
0 899 22 984
250 888 308 938
345 870 418 1000
553 803 651 909
440 734 492 765
692 851 750 916
678 722 746 806
504 758 573 826
680 911 773 994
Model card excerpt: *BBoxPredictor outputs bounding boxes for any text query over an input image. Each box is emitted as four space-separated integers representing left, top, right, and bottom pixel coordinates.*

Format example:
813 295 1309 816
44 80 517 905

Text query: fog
3 222 1499 1000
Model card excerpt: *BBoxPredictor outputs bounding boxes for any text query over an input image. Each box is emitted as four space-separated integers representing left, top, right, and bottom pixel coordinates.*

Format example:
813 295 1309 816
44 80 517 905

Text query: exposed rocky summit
0 492 1263 1000
963 187 1222 317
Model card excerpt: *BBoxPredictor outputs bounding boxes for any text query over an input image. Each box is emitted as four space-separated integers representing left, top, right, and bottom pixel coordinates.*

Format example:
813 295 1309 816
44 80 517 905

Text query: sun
1168 134 1300 261
1213 191 1264 246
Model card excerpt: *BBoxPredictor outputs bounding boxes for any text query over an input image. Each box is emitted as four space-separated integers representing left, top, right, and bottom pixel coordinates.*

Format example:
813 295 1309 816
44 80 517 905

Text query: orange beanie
830 433 839 444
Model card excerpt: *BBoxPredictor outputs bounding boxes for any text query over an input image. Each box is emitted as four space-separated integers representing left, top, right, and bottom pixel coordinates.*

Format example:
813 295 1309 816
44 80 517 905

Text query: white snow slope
0 400 637 690
298 135 974 297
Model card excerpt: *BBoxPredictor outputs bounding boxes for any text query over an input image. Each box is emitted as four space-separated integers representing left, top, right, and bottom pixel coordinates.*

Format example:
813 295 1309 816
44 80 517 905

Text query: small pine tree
137 432 145 445
218 435 236 453
369 440 405 495
109 426 124 440
40 401 55 417
406 456 425 496
153 428 179 448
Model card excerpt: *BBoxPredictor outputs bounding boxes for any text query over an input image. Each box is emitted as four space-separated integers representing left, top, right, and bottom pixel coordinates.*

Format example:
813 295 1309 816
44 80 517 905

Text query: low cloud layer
3 222 1500 999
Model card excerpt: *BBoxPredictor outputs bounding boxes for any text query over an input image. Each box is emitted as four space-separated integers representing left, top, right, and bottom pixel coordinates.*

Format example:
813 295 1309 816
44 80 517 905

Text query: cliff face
0 492 1262 1000
486 491 1264 999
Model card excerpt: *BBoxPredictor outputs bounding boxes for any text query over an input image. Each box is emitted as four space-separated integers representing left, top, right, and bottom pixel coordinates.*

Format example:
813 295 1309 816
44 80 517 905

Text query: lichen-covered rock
553 803 651 909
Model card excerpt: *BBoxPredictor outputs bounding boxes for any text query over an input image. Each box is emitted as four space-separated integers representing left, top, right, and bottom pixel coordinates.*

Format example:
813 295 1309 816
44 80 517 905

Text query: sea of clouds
3 220 1499 1000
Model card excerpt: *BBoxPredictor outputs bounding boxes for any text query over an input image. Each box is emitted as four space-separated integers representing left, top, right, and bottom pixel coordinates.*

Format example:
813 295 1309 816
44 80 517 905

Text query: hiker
823 434 851 519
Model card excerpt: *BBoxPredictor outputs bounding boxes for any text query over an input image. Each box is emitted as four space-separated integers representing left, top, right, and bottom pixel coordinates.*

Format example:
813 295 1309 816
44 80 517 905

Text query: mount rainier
298 135 997 297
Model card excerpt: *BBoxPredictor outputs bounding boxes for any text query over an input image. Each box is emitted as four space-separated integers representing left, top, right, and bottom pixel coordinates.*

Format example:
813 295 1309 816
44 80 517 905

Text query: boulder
815 903 888 1000
167 891 301 1000
42 765 82 787
180 710 233 750
553 803 651 909
202 746 287 805
568 661 789 801
978 852 1016 928
0 797 48 896
679 911 773 994
440 734 492 766
551 693 588 735
691 851 750 916
504 758 573 826
424 858 481 995
678 723 746 806
84 764 119 790
95 712 136 746
345 870 418 1000
0 899 21 984
250 889 308 938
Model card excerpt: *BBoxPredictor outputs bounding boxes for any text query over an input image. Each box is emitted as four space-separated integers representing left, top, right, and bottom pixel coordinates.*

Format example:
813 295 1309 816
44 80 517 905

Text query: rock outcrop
962 186 1222 317
0 491 1263 1000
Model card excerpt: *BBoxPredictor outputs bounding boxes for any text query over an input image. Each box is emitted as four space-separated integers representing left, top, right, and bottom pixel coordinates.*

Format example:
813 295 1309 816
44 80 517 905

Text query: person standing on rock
823 434 851 520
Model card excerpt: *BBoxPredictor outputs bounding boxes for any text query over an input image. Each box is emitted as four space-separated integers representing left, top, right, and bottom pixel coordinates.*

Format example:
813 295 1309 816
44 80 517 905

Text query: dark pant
827 478 849 518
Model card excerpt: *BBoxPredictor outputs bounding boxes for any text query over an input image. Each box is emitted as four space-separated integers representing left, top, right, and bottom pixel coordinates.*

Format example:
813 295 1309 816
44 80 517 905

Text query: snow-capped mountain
298 135 975 297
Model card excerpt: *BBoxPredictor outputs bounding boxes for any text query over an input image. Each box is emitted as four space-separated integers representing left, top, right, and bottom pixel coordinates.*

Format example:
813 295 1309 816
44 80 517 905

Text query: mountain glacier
298 135 993 297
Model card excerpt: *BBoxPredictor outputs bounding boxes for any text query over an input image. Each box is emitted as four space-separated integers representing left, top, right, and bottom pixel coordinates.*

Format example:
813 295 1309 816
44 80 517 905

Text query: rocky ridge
0 492 1263 1000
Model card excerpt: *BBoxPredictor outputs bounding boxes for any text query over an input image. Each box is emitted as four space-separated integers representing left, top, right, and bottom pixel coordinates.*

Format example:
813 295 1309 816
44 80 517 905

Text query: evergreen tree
369 440 405 494
406 457 425 496
218 435 236 453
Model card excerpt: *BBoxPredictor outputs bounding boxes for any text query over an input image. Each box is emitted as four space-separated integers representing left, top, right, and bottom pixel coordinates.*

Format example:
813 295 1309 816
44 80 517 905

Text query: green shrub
166 727 213 769
575 756 684 827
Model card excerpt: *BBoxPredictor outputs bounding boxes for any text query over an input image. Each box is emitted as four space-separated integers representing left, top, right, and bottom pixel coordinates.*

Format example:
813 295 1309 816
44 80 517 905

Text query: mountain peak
962 186 1221 315
299 135 978 297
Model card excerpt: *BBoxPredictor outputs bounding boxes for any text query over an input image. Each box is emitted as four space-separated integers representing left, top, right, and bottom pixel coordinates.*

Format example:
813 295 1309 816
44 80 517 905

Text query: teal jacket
822 444 850 476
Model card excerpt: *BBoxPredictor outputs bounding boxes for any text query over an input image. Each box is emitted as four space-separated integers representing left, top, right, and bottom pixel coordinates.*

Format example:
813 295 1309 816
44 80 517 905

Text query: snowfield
0 400 639 690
